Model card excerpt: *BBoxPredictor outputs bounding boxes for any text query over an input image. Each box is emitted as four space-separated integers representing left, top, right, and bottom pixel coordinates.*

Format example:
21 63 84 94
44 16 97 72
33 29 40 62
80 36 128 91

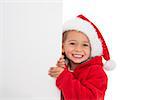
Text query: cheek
87 50 91 56
84 49 91 57
64 47 72 54
85 48 91 53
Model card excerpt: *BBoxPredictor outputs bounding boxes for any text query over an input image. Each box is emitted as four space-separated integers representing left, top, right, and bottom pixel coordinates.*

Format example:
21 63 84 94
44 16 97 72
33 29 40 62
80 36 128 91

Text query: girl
48 14 115 100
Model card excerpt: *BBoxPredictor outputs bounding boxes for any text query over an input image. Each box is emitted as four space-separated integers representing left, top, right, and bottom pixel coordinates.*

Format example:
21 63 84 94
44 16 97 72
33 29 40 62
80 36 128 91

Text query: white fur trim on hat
63 17 103 57
104 59 116 71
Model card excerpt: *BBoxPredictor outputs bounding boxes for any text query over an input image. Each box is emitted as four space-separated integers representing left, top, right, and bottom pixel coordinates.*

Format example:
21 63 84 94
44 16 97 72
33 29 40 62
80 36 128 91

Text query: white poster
0 0 62 100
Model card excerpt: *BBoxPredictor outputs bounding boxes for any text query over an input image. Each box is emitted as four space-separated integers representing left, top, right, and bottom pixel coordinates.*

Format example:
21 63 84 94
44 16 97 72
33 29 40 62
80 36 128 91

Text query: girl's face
63 31 91 64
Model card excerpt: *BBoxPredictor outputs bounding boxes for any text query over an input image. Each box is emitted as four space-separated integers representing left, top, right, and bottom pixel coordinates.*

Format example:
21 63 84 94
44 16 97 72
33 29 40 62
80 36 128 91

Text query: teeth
73 54 82 58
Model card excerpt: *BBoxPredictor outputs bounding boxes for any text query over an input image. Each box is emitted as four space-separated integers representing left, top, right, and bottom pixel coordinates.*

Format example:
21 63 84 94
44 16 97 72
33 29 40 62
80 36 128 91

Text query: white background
0 0 62 100
1 0 150 100
63 0 150 100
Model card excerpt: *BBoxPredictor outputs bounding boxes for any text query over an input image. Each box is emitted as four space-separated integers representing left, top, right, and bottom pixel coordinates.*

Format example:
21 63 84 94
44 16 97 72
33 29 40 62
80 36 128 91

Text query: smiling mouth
72 54 83 58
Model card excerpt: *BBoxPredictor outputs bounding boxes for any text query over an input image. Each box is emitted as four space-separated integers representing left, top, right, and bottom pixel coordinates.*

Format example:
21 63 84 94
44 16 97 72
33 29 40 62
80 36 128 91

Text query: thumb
61 54 64 59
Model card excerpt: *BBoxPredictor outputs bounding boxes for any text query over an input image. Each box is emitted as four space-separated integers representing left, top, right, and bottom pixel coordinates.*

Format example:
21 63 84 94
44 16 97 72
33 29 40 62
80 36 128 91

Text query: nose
74 45 82 52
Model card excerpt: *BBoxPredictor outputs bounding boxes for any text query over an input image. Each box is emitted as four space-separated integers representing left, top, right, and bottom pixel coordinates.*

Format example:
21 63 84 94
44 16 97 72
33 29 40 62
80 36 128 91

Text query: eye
83 44 89 47
69 42 75 45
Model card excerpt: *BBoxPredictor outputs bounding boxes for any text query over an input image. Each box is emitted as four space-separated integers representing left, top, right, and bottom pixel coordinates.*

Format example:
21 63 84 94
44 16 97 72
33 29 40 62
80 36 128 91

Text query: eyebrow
68 40 76 42
68 40 89 43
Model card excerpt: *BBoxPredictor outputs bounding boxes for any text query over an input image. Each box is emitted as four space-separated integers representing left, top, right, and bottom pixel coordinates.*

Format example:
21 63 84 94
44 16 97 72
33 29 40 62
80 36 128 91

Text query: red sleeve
56 66 108 100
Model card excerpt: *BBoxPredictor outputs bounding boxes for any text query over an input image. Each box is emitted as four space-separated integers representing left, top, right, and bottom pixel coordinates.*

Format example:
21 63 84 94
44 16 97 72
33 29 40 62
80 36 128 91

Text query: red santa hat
63 14 115 70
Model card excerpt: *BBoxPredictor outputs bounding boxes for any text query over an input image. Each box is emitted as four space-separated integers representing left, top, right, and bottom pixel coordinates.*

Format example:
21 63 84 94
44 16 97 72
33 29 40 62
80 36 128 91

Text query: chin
72 61 82 64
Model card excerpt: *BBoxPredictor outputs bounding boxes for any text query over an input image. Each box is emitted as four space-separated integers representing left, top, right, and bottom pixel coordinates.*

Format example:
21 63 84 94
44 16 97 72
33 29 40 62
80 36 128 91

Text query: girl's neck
68 61 80 71
68 57 91 71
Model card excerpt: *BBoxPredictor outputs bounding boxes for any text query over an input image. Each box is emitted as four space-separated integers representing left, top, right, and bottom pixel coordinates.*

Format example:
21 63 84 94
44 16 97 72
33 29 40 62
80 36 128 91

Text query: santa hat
63 14 116 71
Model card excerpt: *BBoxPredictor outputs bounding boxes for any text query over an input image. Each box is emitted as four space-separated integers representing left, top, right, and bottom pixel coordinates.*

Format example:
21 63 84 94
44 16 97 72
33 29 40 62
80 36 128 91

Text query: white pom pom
104 59 116 71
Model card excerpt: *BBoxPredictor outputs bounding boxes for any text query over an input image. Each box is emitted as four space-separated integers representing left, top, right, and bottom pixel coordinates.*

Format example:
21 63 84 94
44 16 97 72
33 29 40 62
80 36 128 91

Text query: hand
48 66 64 78
56 55 66 68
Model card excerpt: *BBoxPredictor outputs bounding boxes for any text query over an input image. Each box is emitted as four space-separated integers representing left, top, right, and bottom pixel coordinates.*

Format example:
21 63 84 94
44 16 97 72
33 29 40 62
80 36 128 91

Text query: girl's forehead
66 31 89 40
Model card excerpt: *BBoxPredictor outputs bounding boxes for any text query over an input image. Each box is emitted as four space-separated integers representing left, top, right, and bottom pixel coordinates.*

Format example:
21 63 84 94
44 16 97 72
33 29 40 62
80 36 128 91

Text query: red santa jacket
56 56 108 100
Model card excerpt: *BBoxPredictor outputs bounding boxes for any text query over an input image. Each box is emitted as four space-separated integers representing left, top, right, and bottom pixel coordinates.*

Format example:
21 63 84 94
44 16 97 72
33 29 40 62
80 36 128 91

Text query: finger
48 67 53 72
56 60 64 65
51 74 58 78
49 67 64 77
50 67 63 72
48 70 58 75
59 59 65 62
50 69 58 73
58 55 65 61
57 62 65 65
57 63 66 68
58 58 65 63
57 64 65 68
50 66 59 70
49 72 59 78
50 67 56 70
48 71 53 75
49 73 57 77
57 59 65 65
49 68 57 73
61 55 64 59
